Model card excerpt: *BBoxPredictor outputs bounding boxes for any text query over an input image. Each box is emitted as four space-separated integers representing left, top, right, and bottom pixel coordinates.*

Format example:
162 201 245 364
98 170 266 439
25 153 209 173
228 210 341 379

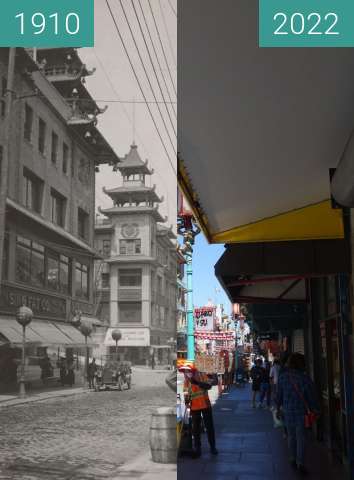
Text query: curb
0 387 88 408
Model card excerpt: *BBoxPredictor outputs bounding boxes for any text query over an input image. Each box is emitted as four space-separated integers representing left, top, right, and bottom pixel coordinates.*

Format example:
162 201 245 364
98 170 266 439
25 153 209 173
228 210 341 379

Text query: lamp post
111 329 122 361
79 320 92 387
177 204 201 361
16 305 33 398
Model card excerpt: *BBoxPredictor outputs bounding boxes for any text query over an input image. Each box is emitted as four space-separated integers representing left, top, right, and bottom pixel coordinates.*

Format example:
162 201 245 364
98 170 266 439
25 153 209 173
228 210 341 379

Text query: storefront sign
0 285 66 318
105 328 150 347
194 307 215 332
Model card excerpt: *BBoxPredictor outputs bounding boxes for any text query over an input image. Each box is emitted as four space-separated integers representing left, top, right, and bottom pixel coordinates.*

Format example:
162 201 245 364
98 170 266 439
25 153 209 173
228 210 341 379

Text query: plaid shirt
277 369 318 427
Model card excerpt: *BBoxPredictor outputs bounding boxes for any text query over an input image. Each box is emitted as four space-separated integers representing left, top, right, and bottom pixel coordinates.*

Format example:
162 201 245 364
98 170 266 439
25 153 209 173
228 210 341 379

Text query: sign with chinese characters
194 307 215 332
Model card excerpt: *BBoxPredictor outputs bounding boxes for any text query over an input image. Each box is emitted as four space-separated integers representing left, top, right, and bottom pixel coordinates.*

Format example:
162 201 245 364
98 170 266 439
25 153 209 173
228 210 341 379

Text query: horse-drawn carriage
94 358 132 391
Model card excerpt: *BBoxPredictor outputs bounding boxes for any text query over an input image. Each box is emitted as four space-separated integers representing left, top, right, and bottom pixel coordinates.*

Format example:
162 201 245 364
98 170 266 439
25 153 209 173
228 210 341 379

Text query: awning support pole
186 254 195 361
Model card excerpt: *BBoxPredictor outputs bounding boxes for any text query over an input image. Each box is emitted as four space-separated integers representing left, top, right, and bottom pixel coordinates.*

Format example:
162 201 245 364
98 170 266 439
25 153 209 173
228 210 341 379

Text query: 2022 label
273 12 339 36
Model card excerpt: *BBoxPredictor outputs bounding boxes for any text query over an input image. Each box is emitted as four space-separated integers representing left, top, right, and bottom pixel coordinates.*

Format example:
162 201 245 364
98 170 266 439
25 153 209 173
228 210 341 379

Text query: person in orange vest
183 365 218 457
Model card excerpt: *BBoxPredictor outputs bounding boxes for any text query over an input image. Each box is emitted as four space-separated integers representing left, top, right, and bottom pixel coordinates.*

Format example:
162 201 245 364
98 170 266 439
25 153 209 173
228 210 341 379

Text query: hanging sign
194 306 215 332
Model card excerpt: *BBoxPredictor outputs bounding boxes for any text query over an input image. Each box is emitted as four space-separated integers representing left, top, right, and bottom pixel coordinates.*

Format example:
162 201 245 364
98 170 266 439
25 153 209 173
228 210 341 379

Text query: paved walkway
178 384 347 480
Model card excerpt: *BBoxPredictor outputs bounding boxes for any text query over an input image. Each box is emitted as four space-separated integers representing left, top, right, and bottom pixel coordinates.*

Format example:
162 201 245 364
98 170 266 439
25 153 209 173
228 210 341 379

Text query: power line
118 0 177 154
104 0 176 176
91 48 172 220
148 0 177 97
158 0 177 68
137 0 177 120
168 0 177 18
73 98 177 104
131 0 177 137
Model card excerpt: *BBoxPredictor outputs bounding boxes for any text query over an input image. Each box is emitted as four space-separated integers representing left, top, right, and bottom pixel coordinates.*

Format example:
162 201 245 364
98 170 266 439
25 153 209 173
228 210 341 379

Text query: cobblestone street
0 369 175 480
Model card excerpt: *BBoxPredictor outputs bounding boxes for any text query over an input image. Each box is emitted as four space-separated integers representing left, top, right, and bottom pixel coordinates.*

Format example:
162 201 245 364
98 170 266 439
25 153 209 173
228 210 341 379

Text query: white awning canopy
0 318 95 347
179 0 354 243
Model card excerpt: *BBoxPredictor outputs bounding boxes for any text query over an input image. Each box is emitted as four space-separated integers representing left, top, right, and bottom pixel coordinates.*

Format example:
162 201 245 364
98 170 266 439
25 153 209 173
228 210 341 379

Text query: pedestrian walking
276 353 319 475
88 358 97 389
183 365 218 457
250 358 264 408
259 360 271 409
59 357 67 386
270 358 280 406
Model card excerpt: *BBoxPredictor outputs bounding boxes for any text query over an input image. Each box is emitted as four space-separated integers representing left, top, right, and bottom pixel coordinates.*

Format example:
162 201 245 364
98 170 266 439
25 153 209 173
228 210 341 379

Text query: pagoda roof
98 205 166 223
118 143 153 175
103 185 162 203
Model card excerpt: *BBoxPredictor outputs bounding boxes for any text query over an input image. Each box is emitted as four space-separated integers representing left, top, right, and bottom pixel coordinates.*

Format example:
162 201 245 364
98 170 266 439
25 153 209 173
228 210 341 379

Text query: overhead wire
168 0 177 18
158 0 177 69
90 48 172 220
148 0 177 97
104 0 176 176
118 0 177 154
137 0 177 120
130 0 177 137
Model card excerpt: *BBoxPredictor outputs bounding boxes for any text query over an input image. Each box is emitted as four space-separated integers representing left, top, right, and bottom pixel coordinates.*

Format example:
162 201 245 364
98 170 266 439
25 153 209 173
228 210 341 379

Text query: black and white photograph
0 1 177 479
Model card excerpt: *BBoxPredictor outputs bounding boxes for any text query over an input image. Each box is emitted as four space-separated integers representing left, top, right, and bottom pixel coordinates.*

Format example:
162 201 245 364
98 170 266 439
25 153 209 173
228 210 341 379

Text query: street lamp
16 305 33 398
79 320 93 387
111 329 122 361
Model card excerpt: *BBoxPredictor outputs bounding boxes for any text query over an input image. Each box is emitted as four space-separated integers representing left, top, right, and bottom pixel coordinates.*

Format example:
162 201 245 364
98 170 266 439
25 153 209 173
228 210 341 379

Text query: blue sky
192 234 231 313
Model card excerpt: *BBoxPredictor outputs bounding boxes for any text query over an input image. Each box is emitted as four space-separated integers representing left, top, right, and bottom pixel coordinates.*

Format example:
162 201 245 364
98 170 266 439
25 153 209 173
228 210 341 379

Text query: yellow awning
211 200 344 244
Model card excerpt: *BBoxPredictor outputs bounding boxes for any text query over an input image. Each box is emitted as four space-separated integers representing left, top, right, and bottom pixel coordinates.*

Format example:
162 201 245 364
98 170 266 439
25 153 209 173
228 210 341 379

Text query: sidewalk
0 385 87 408
178 384 347 480
113 451 176 480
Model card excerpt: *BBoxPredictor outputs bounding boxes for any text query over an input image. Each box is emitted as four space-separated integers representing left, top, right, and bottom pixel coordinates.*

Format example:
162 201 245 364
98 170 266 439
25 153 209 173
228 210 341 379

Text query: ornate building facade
0 48 119 388
95 144 177 365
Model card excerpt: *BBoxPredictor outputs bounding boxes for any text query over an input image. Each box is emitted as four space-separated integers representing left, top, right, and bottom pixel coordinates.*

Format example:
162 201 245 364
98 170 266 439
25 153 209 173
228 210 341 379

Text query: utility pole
0 48 16 291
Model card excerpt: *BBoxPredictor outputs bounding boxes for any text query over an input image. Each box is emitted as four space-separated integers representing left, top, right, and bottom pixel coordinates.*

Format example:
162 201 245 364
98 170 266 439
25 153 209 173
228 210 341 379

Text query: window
119 269 142 287
75 262 89 299
51 132 58 164
1 77 6 118
15 236 71 292
63 142 69 174
157 276 163 294
101 273 110 288
24 104 33 142
78 208 89 240
16 236 45 287
51 189 66 227
23 169 43 214
38 118 46 154
47 252 70 293
102 239 111 257
119 302 142 323
119 239 141 255
2 233 8 279
78 157 90 184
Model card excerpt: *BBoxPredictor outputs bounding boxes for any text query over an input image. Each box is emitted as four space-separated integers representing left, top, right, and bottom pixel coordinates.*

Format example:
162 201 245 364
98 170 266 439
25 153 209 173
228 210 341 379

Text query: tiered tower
96 144 176 365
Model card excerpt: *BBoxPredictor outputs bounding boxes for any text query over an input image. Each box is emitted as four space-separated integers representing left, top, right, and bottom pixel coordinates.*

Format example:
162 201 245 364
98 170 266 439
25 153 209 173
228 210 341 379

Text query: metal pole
115 340 118 361
19 325 26 398
0 48 16 291
186 253 194 361
85 336 88 387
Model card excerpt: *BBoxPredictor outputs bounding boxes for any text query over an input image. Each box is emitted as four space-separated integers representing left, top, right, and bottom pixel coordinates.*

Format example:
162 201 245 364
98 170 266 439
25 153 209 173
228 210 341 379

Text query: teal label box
0 0 94 47
259 0 354 47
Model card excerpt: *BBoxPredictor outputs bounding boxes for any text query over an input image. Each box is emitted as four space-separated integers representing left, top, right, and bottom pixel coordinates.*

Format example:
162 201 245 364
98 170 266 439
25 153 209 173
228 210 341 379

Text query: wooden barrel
150 407 177 464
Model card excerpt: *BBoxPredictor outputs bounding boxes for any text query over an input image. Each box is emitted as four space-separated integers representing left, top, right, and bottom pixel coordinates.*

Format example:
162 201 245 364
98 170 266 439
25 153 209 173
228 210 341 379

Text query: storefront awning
178 0 354 243
215 239 350 304
0 318 95 347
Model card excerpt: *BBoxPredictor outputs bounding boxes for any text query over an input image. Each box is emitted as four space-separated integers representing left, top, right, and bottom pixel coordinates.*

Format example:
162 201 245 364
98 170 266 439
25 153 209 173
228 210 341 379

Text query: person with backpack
250 358 264 408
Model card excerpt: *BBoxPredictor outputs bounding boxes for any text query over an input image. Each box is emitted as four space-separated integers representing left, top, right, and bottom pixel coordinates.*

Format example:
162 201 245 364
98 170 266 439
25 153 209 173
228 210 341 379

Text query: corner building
0 48 119 388
95 144 177 365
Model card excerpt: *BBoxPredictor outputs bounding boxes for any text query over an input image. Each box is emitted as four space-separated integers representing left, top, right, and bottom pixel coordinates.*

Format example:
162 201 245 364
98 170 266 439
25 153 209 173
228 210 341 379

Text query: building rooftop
117 143 153 175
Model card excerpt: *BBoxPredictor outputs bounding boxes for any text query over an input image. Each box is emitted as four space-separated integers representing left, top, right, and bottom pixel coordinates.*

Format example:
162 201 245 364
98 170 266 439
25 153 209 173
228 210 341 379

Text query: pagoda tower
96 144 176 364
